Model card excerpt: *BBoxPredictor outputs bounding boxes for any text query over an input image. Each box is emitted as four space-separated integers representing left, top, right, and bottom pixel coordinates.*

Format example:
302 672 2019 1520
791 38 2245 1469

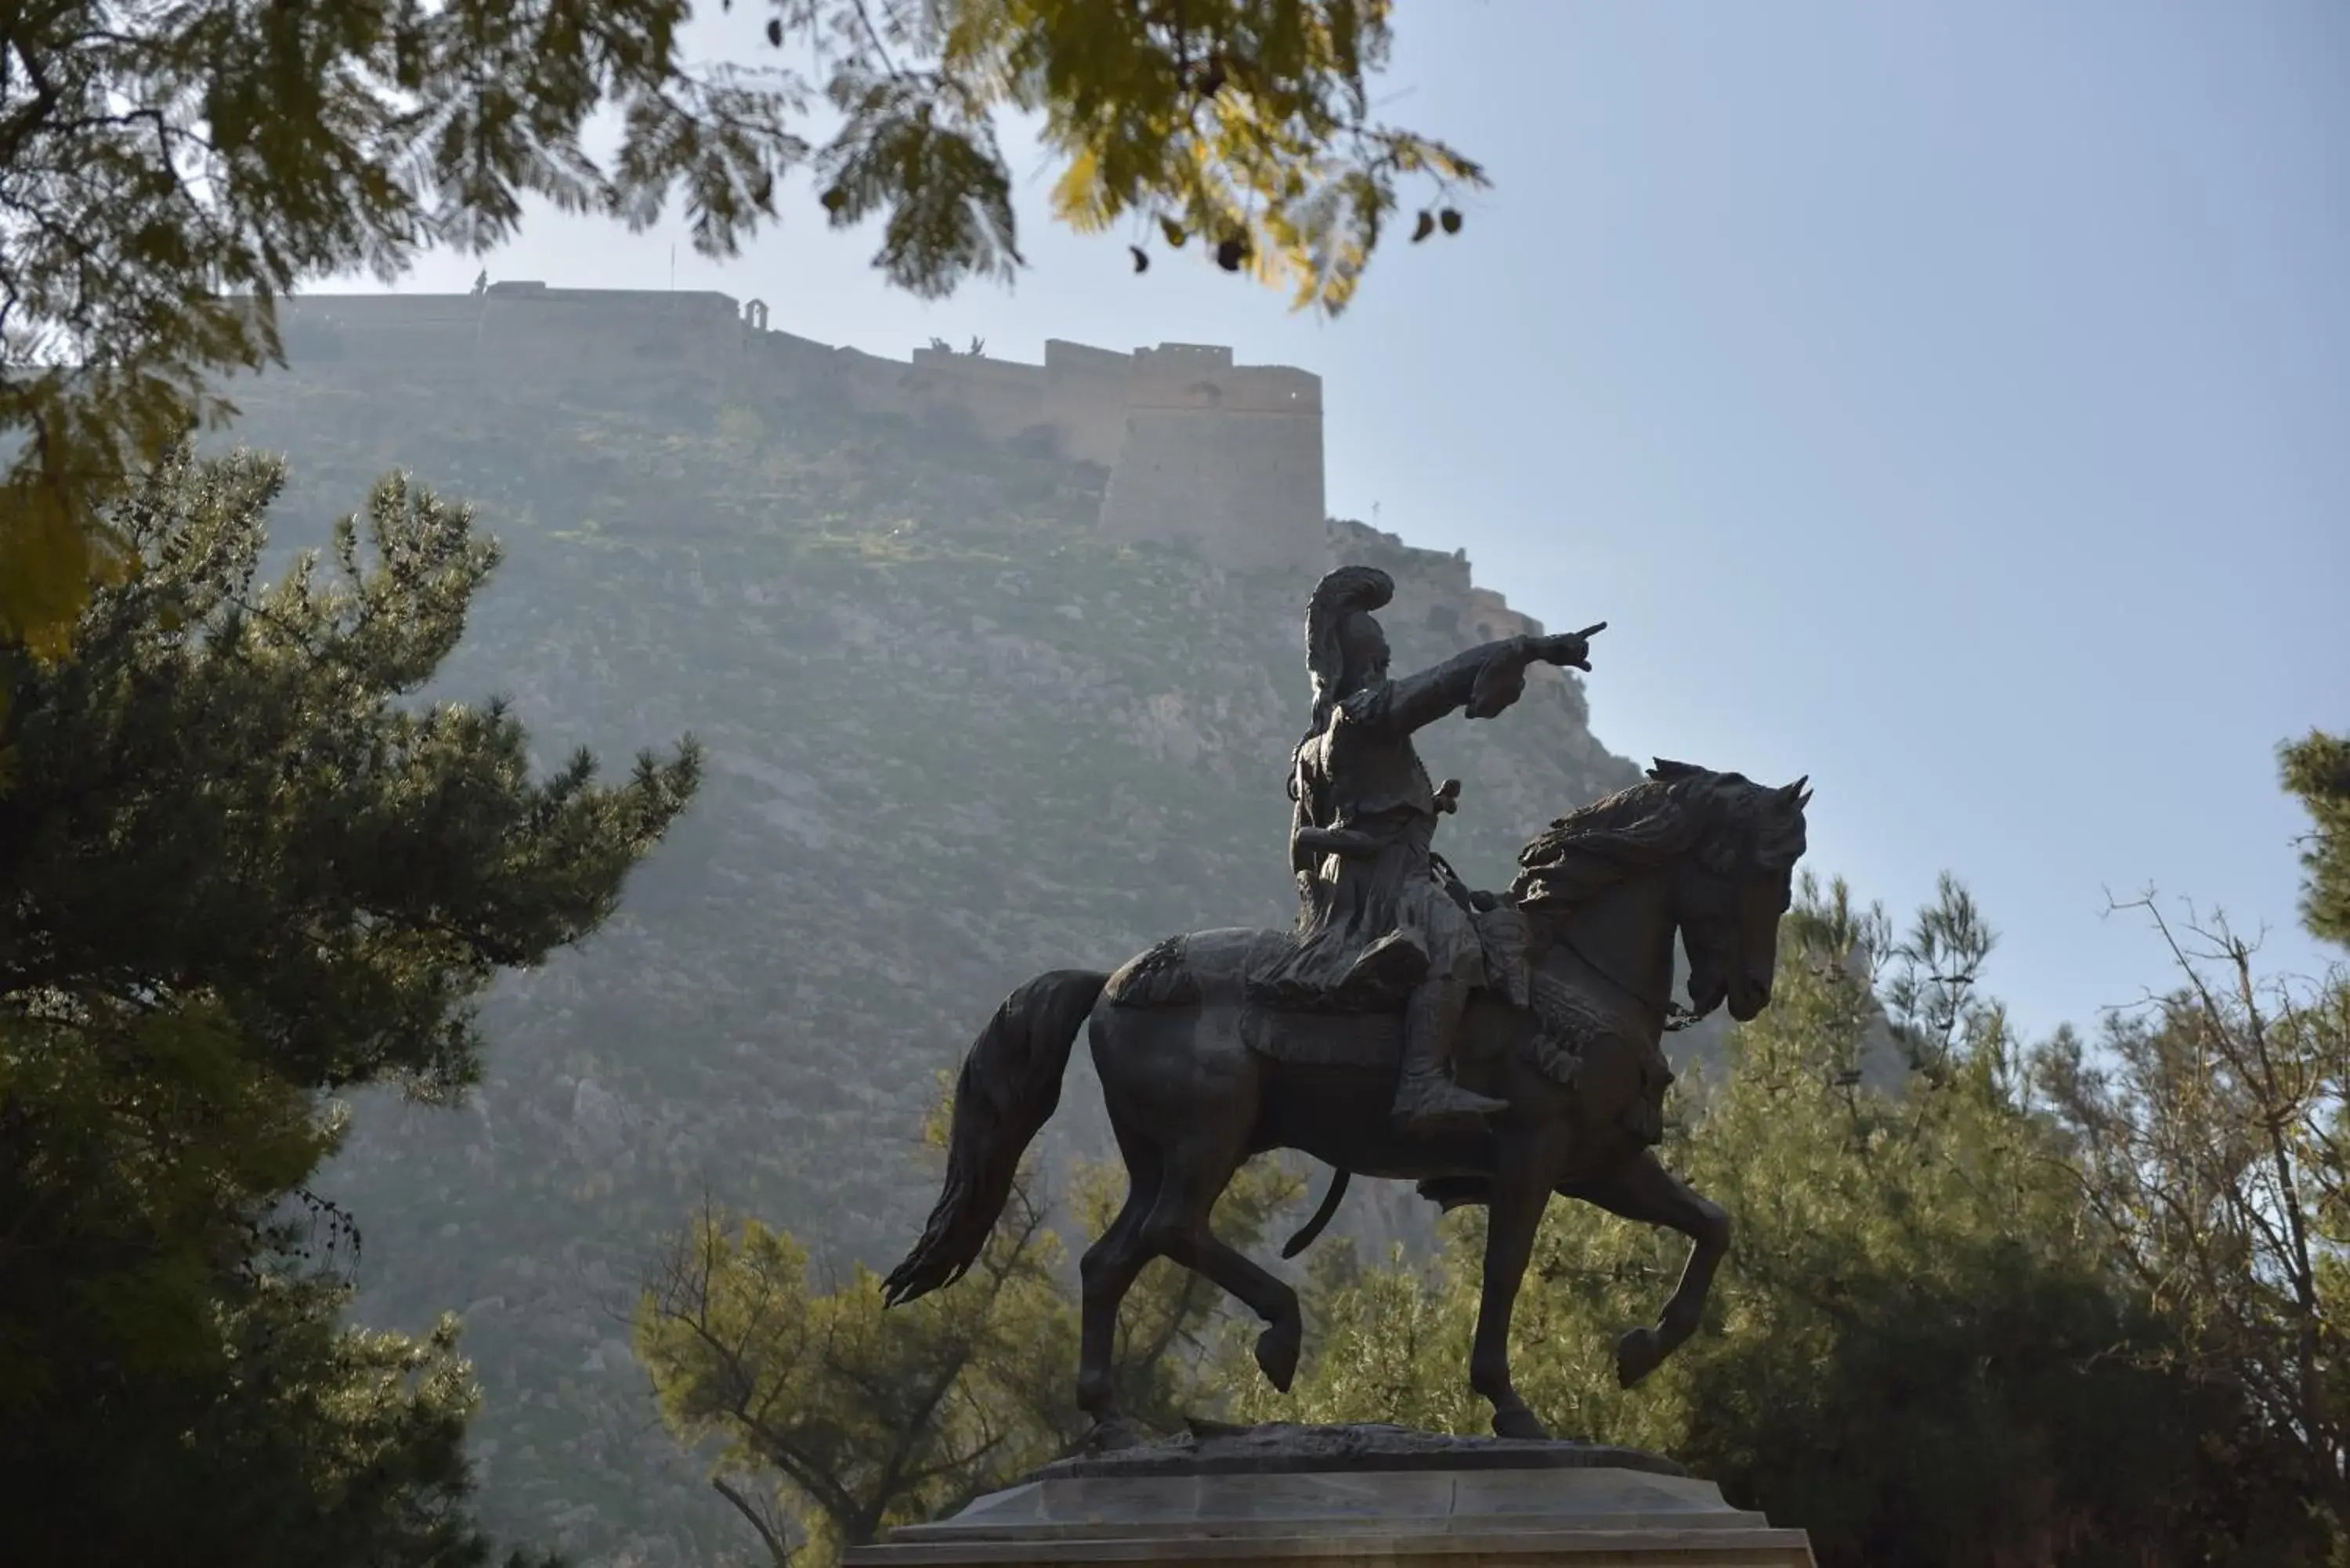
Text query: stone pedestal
843 1424 1815 1566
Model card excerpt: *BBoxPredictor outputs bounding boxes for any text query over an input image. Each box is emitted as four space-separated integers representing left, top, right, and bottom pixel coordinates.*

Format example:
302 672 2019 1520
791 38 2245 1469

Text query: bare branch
711 1473 798 1566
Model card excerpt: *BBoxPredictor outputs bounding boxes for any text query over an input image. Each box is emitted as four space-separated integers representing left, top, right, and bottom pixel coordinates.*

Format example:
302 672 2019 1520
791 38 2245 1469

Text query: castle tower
1095 345 1328 575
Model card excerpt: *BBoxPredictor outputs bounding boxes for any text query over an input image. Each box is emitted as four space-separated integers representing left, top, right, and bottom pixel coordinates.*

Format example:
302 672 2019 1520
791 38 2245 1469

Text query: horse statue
882 759 1811 1446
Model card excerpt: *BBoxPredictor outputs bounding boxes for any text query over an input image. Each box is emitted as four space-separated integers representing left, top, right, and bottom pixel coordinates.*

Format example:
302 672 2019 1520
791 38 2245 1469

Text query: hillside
210 343 1650 1566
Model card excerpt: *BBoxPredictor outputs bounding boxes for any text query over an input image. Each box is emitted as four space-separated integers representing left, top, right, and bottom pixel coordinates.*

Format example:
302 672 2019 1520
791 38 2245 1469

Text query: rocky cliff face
212 360 1649 1567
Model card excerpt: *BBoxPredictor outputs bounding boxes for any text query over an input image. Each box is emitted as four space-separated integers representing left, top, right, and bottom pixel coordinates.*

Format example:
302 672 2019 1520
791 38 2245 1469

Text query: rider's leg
1392 972 1509 1133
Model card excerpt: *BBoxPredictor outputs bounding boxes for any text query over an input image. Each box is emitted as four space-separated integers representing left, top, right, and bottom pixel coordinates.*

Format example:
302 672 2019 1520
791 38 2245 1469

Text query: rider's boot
1391 977 1510 1136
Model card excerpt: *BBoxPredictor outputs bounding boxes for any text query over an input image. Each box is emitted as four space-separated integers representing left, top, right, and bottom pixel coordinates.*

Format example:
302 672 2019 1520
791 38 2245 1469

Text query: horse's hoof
1255 1317 1303 1394
1615 1327 1664 1389
1491 1406 1550 1441
1083 1417 1148 1454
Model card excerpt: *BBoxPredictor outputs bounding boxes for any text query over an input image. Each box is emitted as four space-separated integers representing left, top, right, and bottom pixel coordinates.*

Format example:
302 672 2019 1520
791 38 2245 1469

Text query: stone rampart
263 283 1330 571
258 284 1541 603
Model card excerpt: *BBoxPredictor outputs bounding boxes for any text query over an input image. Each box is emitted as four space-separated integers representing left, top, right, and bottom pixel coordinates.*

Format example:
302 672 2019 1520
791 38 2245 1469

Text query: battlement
261 284 1321 572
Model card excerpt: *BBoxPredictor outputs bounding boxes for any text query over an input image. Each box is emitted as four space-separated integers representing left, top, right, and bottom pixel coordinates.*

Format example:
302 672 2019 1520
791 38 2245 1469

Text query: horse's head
1668 764 1812 1023
1512 760 1813 1028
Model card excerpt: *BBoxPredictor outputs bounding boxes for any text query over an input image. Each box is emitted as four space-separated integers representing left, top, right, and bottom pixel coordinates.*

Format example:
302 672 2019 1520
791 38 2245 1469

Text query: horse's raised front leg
1579 1148 1730 1388
1469 1147 1555 1441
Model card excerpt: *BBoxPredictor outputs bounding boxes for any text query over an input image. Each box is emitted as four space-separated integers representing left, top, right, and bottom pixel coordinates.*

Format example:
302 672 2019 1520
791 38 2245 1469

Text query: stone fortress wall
266 280 1542 630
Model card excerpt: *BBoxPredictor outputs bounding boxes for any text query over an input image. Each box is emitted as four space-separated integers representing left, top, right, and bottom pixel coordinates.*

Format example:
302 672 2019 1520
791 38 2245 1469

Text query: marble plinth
842 1425 1815 1566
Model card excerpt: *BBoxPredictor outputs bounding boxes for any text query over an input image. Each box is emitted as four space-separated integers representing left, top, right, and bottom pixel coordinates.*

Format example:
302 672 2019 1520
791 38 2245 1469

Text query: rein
1549 922 1712 1035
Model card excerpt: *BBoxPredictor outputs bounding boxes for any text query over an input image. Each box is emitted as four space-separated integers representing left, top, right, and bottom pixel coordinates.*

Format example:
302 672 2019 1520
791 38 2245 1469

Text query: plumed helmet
1303 564 1395 710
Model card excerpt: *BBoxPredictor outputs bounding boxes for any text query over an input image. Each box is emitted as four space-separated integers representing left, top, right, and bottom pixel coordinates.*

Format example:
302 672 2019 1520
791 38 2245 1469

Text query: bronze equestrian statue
883 571 1812 1447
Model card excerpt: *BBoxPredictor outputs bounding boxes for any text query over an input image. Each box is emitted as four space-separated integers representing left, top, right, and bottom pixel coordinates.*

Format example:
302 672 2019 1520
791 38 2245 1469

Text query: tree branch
711 1473 797 1566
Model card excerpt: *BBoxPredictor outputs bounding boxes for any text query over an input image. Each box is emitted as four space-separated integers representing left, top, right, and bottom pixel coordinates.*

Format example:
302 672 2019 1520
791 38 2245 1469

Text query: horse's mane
1510 759 1741 910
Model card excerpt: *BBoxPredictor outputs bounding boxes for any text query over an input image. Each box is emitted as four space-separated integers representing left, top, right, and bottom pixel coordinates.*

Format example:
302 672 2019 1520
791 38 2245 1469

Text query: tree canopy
636 1097 1305 1565
2037 898 2350 1560
0 0 1479 666
0 444 696 1564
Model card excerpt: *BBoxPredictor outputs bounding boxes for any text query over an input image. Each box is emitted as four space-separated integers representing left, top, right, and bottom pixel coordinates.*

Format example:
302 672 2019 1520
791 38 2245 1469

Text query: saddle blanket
1237 1006 1406 1071
1104 925 1578 1088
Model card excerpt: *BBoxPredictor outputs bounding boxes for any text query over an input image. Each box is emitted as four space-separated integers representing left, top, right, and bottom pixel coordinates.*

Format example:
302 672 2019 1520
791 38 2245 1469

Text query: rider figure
1269 565 1603 1137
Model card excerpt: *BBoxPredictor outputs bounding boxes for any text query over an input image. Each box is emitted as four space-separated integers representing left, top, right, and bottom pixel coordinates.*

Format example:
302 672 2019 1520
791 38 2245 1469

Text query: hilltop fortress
265 282 1542 637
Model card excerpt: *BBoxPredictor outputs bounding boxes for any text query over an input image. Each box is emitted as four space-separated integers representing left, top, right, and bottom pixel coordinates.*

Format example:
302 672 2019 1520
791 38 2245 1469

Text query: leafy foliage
0 0 1475 663
2283 730 2350 950
0 445 696 1564
2 445 700 1097
1213 873 2259 1567
7 1233 542 1568
635 1143 1075 1561
942 0 1486 306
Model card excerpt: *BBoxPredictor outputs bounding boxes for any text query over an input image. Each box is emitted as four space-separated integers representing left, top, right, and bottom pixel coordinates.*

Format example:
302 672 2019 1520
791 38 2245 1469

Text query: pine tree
2281 730 2350 948
0 445 699 1566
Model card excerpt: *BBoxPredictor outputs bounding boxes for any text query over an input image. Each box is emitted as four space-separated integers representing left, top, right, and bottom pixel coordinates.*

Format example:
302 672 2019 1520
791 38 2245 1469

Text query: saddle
1102 905 1542 1079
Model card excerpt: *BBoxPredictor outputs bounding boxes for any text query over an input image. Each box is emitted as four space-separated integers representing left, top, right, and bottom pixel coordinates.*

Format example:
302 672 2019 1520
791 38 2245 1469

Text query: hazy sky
341 2 2348 1042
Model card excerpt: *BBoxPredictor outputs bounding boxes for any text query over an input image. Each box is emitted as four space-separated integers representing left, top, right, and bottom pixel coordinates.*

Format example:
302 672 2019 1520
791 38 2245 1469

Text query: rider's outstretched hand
1535 622 1607 672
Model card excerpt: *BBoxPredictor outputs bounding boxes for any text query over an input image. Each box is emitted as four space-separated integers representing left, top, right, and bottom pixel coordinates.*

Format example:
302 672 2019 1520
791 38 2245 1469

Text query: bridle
1543 825 1786 1038
1550 921 1712 1036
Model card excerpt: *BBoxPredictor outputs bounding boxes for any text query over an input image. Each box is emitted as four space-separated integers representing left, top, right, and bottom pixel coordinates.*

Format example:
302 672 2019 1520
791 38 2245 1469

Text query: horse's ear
1775 775 1811 811
1648 757 1705 781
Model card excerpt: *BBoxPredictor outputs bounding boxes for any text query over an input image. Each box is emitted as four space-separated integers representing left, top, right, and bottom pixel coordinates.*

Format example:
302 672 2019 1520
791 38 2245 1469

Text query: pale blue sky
344 2 2348 1041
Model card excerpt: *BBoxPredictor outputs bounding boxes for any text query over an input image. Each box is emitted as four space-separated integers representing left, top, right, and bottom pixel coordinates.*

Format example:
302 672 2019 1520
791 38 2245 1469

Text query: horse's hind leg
1075 1133 1160 1443
1578 1148 1730 1388
1140 1132 1305 1396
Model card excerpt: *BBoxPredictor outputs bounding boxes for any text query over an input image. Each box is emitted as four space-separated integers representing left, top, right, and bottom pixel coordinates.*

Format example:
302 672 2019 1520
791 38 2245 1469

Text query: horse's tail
1281 1167 1352 1259
882 969 1110 1308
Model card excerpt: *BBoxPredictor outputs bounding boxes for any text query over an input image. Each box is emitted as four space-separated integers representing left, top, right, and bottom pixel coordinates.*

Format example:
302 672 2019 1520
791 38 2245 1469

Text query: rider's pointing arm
1346 624 1607 736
